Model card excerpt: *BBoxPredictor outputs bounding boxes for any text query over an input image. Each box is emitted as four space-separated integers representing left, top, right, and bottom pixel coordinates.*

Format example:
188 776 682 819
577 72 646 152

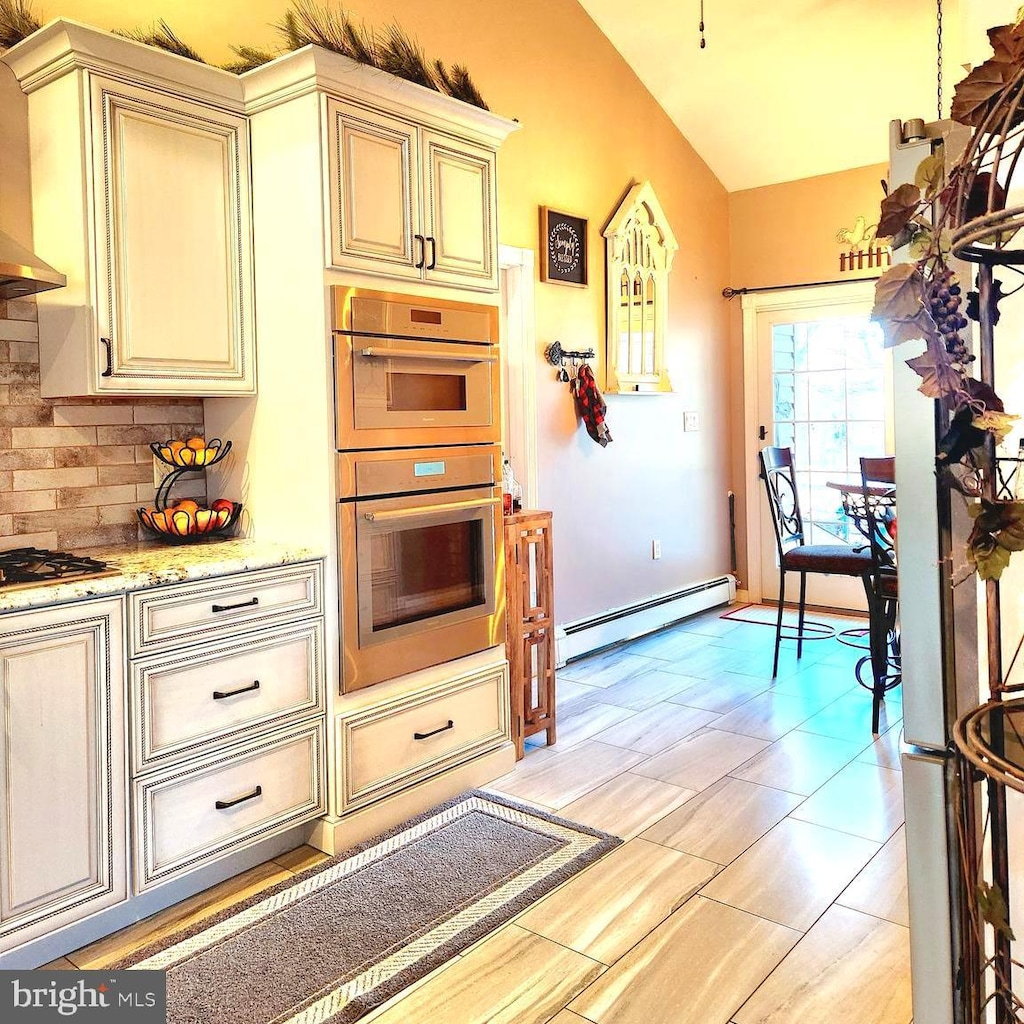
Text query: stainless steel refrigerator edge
890 117 978 1024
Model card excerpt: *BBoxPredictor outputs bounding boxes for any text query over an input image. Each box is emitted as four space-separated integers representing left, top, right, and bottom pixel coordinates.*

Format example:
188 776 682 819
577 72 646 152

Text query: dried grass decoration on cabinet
137 437 242 542
0 0 489 108
544 341 612 447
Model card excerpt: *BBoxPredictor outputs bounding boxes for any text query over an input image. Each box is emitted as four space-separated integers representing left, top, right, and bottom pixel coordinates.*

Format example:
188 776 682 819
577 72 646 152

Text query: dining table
824 477 900 718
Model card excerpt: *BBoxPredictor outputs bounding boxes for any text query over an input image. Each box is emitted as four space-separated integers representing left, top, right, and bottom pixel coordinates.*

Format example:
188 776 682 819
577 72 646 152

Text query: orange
186 436 205 450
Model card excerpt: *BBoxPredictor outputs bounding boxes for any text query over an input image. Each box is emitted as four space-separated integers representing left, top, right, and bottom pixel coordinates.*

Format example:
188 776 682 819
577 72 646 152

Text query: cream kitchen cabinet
2 22 256 397
127 560 327 893
0 598 127 954
326 99 500 291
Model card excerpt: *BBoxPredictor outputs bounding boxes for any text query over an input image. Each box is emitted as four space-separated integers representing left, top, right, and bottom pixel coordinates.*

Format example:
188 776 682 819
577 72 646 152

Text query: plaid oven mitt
572 363 613 447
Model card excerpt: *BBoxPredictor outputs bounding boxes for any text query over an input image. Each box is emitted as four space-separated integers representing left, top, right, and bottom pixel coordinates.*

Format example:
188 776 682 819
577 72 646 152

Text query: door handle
100 338 113 377
358 346 497 363
414 719 454 740
211 596 259 613
363 495 501 522
212 680 260 700
427 236 437 270
414 233 426 269
758 425 767 441
215 785 262 810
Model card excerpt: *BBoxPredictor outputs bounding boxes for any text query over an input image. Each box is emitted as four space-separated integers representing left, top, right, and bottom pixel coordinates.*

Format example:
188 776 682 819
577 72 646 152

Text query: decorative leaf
964 172 1008 223
971 536 1013 580
962 377 1005 413
951 58 1016 128
967 502 1024 580
877 183 922 239
988 23 1024 64
914 153 945 198
872 263 924 323
880 315 930 349
974 410 1018 445
907 226 933 261
939 404 989 464
906 347 961 399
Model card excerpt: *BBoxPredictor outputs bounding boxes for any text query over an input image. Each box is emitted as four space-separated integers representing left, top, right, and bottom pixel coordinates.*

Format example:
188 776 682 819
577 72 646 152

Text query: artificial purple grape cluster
929 269 974 365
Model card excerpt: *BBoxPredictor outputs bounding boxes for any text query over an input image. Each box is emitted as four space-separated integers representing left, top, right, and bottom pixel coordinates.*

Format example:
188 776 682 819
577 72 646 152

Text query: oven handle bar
359 345 498 363
364 496 501 522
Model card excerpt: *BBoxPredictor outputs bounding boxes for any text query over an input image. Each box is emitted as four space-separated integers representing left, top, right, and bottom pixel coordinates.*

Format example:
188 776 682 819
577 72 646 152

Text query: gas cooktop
0 547 119 590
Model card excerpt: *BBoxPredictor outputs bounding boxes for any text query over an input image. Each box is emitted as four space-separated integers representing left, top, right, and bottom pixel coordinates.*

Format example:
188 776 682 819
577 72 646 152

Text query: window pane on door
772 316 886 546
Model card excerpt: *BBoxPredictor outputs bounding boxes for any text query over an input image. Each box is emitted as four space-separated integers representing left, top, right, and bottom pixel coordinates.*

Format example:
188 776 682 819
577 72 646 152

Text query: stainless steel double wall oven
333 288 504 693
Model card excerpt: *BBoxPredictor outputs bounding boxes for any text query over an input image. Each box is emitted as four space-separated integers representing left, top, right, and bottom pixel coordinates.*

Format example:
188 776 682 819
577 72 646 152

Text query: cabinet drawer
131 619 325 773
338 661 508 812
133 720 325 892
129 562 323 656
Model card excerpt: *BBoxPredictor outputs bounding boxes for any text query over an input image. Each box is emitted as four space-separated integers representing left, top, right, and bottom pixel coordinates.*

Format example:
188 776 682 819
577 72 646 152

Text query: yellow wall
726 163 888 590
0 0 733 622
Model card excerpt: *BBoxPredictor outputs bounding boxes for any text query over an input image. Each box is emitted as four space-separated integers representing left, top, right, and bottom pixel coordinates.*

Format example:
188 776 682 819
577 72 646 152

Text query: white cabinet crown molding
0 19 245 109
241 45 519 148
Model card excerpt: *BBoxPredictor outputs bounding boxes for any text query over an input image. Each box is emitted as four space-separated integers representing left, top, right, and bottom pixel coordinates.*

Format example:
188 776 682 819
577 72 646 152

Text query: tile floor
58 604 913 1024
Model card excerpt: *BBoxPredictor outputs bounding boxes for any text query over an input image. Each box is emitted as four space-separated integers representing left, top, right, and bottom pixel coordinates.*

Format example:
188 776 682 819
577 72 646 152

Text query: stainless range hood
0 229 66 299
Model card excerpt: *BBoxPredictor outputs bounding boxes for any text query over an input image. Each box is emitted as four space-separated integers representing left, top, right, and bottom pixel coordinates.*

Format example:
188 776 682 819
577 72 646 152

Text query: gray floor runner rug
117 789 621 1024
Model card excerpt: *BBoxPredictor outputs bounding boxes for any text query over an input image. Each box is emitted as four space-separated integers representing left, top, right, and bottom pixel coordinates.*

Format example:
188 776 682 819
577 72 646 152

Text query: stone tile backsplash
0 296 206 551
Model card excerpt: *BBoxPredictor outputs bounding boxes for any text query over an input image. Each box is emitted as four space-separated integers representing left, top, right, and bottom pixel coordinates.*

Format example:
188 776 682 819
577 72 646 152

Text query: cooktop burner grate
0 547 116 589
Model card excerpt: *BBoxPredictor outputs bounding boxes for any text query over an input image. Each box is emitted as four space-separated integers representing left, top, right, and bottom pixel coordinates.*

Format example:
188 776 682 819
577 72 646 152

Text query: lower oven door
339 485 504 692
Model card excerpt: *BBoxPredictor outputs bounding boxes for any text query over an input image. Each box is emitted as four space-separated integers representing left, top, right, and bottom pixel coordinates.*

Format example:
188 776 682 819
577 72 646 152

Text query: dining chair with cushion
758 446 874 679
859 455 899 734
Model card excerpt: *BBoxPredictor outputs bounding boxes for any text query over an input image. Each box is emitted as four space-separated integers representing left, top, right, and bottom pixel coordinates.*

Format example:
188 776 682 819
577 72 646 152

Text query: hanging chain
699 0 706 49
937 0 943 119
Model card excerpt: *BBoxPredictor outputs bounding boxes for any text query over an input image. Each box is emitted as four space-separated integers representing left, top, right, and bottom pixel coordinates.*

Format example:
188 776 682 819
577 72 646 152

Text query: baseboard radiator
555 574 736 667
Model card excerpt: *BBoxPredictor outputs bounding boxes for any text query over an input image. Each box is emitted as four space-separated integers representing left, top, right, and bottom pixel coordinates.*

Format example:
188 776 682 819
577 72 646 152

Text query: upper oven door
333 288 500 450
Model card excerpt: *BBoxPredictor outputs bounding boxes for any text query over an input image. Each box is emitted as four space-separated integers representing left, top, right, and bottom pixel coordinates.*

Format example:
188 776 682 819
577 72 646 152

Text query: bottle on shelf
502 457 514 516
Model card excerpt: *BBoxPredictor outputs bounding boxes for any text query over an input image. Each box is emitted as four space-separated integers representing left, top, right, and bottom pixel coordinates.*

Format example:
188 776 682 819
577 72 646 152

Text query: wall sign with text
540 207 588 287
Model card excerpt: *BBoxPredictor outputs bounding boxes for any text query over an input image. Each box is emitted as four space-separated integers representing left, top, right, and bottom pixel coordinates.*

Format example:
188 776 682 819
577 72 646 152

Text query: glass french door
756 293 892 610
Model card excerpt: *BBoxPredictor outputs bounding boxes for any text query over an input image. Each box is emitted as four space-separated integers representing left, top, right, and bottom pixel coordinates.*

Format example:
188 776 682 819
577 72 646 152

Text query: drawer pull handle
414 719 454 740
213 680 260 700
211 596 259 613
215 785 262 810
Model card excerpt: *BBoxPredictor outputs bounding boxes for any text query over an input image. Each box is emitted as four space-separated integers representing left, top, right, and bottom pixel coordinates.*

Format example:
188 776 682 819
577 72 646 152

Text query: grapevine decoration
871 17 1024 581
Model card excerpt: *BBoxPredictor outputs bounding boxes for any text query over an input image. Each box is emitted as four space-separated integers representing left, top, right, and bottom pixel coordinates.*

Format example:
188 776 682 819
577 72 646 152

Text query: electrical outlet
652 539 662 560
683 411 700 431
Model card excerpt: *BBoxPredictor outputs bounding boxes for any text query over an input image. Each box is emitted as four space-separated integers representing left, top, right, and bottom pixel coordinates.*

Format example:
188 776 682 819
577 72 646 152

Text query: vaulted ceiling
577 0 1021 192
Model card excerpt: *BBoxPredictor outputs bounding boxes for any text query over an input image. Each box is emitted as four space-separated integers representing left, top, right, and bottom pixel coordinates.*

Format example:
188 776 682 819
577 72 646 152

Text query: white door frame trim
741 279 878 603
498 244 539 508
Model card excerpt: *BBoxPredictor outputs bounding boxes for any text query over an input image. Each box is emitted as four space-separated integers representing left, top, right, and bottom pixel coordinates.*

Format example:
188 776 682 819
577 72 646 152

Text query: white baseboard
555 574 736 667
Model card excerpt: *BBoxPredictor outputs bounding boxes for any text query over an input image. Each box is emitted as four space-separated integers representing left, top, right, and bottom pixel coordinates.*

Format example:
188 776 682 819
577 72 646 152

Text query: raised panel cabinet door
91 77 255 394
326 98 422 278
0 598 127 951
421 131 497 290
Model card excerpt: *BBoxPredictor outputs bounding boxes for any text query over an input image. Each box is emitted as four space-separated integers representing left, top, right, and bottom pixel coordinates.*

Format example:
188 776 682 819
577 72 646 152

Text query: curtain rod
722 275 881 299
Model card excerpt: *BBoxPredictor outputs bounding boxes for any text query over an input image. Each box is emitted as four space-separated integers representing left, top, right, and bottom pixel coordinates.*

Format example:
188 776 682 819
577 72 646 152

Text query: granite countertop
0 538 324 614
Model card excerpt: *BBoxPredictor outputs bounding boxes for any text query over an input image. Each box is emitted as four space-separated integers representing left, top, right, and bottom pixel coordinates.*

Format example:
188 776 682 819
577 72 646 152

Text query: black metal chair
759 446 874 678
858 456 899 734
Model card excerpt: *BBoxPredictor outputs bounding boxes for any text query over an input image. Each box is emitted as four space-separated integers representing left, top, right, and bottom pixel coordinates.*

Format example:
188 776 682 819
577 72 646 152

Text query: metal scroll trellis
950 147 1024 1024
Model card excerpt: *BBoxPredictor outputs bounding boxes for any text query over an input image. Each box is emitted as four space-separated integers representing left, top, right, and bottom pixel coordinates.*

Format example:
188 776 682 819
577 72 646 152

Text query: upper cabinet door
92 78 255 395
326 99 422 280
421 131 497 291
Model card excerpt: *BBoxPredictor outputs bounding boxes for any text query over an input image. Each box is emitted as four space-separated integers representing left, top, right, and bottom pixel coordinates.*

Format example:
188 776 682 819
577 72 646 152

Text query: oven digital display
413 461 446 478
410 309 443 325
